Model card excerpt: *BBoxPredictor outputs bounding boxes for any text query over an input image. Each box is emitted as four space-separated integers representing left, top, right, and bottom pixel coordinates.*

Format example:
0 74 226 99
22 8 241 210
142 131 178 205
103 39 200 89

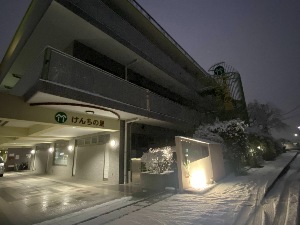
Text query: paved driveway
0 172 143 225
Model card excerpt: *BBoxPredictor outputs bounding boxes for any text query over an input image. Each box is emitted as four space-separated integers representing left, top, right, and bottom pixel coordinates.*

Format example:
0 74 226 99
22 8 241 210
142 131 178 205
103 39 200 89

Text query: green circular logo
55 112 67 123
214 65 225 76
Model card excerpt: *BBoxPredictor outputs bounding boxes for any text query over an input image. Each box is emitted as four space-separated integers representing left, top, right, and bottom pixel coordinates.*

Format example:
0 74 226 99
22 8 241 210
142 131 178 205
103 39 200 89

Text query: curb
264 152 299 198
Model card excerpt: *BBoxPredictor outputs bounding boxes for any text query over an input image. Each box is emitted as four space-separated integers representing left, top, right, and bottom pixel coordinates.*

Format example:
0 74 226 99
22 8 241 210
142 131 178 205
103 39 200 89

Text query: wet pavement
0 172 146 225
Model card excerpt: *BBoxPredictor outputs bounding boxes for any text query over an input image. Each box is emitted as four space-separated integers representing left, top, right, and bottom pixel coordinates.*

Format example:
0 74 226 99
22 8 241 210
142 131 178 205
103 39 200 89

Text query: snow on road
89 151 298 225
37 151 299 225
246 153 300 225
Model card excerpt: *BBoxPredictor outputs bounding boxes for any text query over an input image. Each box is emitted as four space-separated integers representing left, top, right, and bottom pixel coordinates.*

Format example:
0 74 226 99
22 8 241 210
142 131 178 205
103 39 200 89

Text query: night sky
135 0 300 140
1 0 300 140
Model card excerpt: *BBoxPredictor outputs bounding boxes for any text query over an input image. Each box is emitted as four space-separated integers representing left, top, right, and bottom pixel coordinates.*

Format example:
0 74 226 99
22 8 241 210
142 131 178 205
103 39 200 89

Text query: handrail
44 47 189 109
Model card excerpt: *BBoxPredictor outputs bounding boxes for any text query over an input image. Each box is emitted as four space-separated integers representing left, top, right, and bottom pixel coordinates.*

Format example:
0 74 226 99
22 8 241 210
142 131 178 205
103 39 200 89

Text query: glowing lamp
110 139 116 147
190 170 207 189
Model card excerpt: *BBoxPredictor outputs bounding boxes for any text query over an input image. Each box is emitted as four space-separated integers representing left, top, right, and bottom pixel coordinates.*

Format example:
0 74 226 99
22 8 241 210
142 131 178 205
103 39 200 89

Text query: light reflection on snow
41 195 49 211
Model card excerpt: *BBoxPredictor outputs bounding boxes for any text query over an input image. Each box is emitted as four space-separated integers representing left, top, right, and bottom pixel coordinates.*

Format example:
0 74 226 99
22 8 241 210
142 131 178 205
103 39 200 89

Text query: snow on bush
141 146 173 174
194 119 248 174
193 124 224 143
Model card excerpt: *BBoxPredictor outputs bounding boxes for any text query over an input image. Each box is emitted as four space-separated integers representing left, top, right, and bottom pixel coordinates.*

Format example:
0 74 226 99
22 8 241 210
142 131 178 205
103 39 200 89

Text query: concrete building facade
0 0 217 184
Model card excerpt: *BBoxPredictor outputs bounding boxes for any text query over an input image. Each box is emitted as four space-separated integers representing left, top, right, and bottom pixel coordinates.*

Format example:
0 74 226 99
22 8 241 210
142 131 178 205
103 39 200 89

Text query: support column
119 120 125 184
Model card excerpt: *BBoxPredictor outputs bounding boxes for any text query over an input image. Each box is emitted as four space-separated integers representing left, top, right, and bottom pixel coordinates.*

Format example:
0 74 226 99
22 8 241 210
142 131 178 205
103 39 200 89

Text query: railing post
41 47 52 80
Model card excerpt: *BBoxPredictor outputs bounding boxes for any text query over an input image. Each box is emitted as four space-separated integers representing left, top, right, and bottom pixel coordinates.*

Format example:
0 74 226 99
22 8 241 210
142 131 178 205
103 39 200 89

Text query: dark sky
1 0 300 140
135 0 300 139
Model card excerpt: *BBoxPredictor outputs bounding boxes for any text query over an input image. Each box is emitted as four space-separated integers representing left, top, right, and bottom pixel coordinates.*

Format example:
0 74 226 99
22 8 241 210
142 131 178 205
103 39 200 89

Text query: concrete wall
180 154 213 191
75 144 105 181
108 131 120 184
33 146 48 174
31 132 120 184
175 136 225 192
209 144 225 181
74 131 120 184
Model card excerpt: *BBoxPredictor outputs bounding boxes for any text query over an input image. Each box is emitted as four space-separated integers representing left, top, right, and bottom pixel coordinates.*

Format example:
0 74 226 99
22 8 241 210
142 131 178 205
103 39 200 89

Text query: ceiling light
85 110 94 115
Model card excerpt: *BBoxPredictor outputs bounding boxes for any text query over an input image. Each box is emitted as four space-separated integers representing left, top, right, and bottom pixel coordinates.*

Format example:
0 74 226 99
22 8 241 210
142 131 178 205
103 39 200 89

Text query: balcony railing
12 47 201 125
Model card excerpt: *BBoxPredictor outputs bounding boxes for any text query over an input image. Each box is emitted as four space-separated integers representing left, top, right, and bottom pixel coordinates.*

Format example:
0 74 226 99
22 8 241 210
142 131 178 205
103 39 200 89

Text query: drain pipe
124 118 140 184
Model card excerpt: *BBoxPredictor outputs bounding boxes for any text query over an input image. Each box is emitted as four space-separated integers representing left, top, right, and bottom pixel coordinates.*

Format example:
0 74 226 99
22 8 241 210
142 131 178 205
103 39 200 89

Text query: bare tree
247 100 287 135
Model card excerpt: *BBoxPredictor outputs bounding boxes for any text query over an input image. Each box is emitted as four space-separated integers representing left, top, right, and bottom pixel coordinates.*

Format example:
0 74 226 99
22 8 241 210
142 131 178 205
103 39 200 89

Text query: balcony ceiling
0 92 181 149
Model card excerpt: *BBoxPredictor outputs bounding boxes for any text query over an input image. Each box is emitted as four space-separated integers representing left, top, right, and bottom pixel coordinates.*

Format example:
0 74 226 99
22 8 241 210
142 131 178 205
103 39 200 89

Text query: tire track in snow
244 153 300 225
78 191 175 225
233 185 265 225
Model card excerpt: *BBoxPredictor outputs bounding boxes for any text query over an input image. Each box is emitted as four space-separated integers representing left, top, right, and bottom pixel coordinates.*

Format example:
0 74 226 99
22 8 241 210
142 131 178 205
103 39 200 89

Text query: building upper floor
0 0 217 114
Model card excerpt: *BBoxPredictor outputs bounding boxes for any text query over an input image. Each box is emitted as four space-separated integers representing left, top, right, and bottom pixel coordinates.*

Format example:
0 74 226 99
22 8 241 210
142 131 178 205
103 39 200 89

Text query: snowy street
39 151 299 225
100 151 299 225
245 152 300 225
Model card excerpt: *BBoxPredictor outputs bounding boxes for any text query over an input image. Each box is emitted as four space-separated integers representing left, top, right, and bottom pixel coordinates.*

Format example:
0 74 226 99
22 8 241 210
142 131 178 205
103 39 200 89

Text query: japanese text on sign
71 116 104 127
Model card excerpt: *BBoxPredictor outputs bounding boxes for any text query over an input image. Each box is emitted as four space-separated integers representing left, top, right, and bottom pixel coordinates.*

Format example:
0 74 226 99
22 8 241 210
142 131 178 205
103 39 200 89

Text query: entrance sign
175 136 225 192
71 116 104 127
55 112 67 123
54 112 105 127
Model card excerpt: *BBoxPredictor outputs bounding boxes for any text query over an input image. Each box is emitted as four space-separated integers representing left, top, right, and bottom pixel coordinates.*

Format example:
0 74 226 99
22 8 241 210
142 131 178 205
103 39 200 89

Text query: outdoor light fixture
257 146 261 150
30 149 36 154
48 147 54 153
68 145 73 151
110 139 116 147
298 126 300 130
85 110 94 115
190 170 207 189
294 134 298 137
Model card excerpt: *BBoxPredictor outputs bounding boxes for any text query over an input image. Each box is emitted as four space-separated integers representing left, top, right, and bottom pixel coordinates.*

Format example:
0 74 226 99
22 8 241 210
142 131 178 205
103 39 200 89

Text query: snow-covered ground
37 151 299 225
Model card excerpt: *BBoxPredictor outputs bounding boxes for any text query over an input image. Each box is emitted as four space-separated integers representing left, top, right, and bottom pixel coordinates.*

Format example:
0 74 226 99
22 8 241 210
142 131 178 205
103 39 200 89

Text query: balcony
11 47 201 126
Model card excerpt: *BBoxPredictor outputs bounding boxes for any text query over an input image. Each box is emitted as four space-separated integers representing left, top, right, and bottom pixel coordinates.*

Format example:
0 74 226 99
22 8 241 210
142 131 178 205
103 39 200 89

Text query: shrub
141 146 173 174
194 119 248 175
246 133 264 167
260 137 277 161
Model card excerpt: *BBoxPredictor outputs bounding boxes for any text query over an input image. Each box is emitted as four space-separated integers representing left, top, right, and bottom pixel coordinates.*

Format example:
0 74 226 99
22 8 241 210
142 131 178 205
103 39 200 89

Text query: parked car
0 156 4 177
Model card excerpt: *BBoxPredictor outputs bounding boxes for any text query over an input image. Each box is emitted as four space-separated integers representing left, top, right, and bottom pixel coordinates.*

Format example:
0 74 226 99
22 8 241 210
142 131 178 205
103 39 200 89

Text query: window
182 142 209 165
53 142 69 166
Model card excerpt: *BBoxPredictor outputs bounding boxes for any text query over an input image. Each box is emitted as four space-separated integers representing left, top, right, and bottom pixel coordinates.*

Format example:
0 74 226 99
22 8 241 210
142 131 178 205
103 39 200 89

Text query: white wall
75 144 105 181
31 132 120 184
